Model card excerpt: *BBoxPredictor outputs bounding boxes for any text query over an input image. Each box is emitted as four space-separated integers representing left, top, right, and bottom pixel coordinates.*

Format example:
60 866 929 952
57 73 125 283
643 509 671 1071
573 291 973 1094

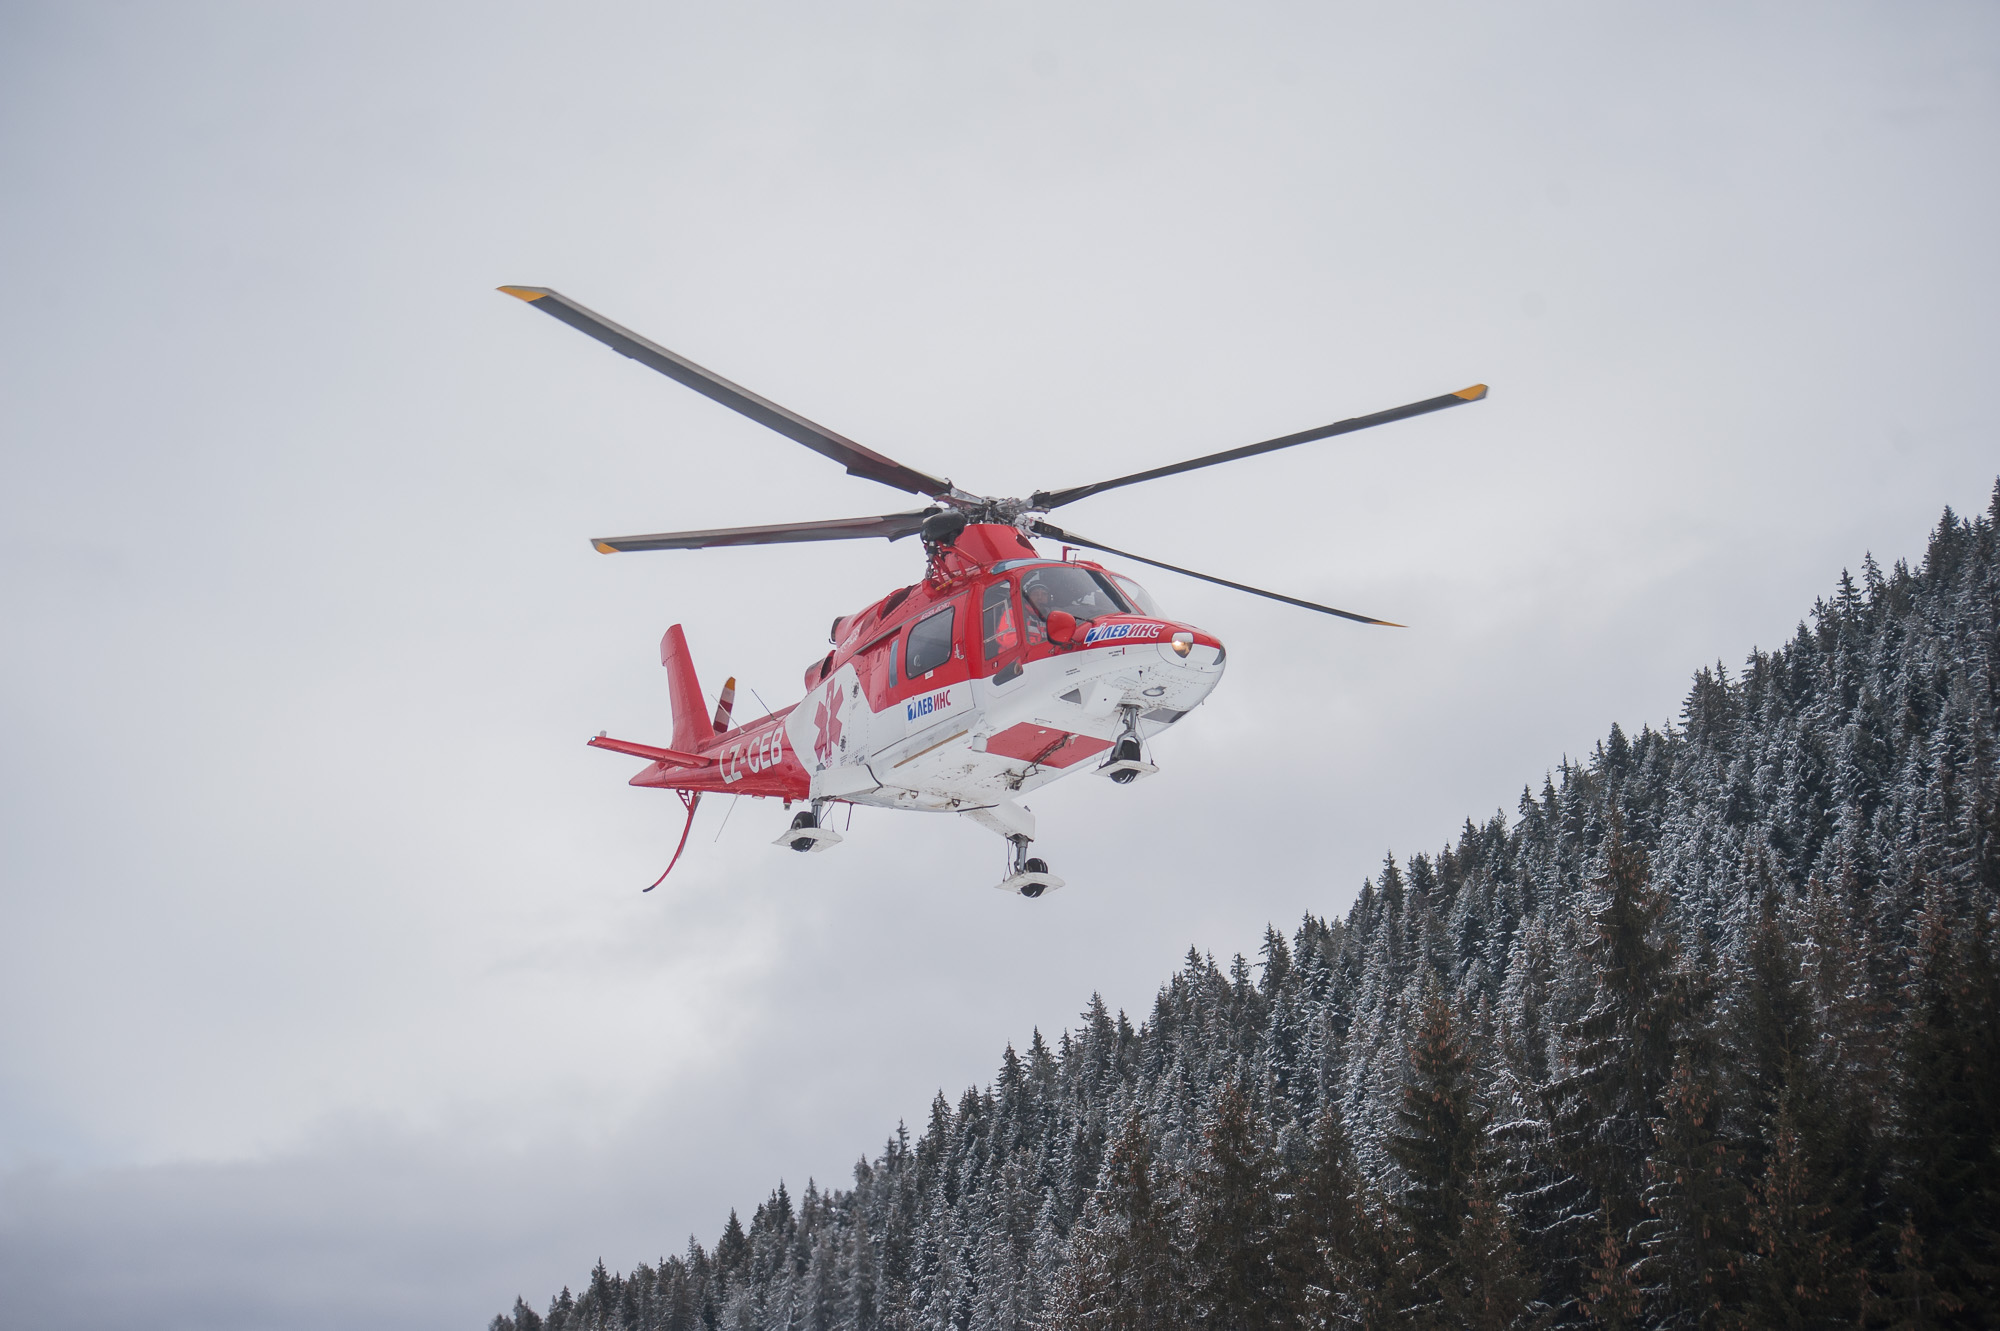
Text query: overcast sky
2 3 1996 1326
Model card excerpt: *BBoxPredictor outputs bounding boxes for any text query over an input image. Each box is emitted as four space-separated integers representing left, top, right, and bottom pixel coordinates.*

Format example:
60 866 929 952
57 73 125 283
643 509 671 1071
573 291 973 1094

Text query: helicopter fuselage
595 523 1225 868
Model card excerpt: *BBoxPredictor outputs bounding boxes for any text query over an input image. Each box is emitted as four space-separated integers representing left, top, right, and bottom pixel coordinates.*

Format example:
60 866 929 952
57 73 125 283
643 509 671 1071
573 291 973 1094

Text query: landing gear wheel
998 838 1063 896
786 811 817 852
1096 710 1159 784
1107 737 1144 784
773 807 844 853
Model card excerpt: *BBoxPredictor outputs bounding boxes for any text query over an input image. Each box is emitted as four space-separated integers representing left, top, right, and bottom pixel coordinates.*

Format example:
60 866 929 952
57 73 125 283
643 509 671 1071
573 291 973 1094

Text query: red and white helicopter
502 286 1486 896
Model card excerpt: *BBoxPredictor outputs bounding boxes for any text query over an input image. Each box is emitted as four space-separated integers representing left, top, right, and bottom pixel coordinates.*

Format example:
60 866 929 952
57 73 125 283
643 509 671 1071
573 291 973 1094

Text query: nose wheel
998 834 1063 898
1097 706 1159 784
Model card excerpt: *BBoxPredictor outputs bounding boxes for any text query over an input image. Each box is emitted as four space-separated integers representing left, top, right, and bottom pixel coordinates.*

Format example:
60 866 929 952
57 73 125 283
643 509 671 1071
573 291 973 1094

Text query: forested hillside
497 487 2000 1330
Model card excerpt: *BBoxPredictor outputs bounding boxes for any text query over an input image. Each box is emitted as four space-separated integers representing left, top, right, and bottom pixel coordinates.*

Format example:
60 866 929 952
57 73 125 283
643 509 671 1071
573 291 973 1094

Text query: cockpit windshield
1109 574 1161 617
1020 565 1129 637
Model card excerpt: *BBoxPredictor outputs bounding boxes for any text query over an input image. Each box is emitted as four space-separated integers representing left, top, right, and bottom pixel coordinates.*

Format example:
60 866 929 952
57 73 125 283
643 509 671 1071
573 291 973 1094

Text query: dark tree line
497 485 2000 1330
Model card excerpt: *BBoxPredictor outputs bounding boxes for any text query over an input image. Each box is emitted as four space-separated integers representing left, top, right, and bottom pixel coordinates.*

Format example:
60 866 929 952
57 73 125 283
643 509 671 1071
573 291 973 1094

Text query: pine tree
715 1208 750 1297
1580 1210 1642 1329
1893 897 2000 1327
1274 1101 1366 1323
1736 1090 1859 1328
1722 893 1869 1327
1048 1111 1186 1331
1635 943 1745 1330
1386 983 1517 1327
1730 894 1817 1165
492 1296 545 1331
1186 1078 1282 1330
1548 824 1682 1297
1437 1165 1537 1331
1876 1213 1964 1330
1636 1043 1744 1328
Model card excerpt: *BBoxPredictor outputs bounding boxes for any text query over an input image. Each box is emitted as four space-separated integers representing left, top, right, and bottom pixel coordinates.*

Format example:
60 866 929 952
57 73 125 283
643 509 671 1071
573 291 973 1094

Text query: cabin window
858 631 898 696
905 604 956 677
981 582 1020 660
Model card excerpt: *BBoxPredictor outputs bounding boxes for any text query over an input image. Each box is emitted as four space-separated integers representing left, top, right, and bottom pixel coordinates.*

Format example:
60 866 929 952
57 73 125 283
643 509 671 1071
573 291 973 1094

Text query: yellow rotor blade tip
497 285 548 302
1453 384 1489 401
592 541 619 554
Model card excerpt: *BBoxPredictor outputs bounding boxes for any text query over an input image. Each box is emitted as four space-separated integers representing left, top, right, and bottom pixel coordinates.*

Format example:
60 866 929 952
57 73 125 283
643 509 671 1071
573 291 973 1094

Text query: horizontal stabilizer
588 735 707 767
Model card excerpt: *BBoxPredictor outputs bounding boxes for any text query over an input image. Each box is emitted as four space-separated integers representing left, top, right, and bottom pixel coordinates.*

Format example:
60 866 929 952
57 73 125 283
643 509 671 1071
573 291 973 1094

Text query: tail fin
659 625 717 753
711 676 737 733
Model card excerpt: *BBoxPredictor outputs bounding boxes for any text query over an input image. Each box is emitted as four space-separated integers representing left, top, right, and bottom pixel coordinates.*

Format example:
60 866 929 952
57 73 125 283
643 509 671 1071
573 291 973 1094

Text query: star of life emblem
813 685 844 766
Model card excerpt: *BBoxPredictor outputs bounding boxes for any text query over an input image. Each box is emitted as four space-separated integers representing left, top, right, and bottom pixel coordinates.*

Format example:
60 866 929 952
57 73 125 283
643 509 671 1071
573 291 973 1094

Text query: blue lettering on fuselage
906 688 953 721
1083 621 1166 645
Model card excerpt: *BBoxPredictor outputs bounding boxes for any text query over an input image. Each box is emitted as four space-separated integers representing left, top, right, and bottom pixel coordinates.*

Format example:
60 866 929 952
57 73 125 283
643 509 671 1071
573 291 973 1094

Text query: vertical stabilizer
659 625 717 753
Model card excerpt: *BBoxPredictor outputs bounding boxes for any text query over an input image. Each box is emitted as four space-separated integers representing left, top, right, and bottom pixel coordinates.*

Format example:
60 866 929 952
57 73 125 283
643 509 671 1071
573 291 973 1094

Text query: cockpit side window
981 581 1019 660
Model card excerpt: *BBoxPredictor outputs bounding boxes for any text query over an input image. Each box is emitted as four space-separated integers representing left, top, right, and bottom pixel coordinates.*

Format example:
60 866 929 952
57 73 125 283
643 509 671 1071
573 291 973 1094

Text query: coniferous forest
496 488 2000 1330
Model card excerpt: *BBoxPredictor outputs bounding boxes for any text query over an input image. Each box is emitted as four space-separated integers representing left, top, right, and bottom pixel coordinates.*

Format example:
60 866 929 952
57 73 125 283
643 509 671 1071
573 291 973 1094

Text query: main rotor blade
1031 522 1402 627
1030 385 1487 511
592 510 934 554
501 286 956 499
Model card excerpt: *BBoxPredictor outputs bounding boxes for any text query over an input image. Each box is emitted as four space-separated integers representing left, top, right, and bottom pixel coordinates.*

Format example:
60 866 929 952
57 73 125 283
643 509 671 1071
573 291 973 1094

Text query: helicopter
501 285 1486 897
